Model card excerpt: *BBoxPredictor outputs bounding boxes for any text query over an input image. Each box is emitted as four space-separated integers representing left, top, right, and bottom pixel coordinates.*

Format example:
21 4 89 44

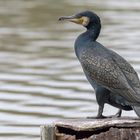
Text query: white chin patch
82 16 90 26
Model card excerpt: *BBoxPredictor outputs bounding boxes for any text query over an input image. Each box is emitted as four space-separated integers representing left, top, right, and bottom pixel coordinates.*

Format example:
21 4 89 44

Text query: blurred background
0 0 140 140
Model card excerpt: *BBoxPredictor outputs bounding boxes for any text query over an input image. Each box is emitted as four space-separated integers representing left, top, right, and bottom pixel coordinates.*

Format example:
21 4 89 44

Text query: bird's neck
74 26 101 58
86 25 101 41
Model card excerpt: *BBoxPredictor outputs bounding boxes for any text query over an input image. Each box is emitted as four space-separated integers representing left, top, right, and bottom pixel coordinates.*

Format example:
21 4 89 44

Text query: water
0 0 140 139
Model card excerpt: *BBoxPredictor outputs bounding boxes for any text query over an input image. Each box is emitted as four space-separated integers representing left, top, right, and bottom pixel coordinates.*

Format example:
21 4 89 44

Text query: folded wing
80 47 140 104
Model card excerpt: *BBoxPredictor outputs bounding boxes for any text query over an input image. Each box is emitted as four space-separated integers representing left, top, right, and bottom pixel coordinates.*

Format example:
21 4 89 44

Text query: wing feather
110 50 140 94
80 47 140 103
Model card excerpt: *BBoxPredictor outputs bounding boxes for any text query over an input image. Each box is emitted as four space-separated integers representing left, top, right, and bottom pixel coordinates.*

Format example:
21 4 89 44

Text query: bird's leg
114 109 122 117
87 106 122 119
87 104 106 119
96 104 107 118
104 109 122 118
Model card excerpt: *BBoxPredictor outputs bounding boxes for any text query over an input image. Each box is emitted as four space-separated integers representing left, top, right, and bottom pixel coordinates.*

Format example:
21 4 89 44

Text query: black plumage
59 11 140 118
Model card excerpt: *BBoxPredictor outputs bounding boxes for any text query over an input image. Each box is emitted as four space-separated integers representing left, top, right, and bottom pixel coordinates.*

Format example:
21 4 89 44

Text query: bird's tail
133 106 140 117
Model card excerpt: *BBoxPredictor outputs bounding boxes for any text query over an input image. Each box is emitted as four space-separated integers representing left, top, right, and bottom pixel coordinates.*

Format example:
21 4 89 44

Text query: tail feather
133 106 140 117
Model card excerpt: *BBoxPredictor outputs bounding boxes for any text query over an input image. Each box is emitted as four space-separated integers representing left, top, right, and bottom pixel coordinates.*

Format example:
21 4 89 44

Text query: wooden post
41 124 56 140
41 117 140 140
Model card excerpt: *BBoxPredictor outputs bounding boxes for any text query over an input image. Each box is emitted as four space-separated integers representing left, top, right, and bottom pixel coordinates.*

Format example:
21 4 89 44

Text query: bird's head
59 11 101 30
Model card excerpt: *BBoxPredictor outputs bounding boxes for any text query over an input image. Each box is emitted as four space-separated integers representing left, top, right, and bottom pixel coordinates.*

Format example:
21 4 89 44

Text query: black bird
59 11 140 118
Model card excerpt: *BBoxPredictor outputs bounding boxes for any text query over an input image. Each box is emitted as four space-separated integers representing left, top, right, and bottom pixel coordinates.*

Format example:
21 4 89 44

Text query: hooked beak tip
58 15 76 21
58 17 65 21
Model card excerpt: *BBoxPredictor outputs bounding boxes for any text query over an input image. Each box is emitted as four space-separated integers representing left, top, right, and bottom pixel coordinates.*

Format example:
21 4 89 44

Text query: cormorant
59 11 140 118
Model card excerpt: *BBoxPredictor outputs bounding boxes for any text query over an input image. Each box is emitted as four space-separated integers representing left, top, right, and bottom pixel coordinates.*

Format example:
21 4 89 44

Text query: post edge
40 124 56 140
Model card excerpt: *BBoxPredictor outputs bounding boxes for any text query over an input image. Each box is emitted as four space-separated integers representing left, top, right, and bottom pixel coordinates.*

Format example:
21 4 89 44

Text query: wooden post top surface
41 117 140 140
53 117 140 131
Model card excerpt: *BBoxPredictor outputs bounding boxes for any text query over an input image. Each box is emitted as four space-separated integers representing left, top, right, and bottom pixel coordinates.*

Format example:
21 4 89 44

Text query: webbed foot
87 109 122 119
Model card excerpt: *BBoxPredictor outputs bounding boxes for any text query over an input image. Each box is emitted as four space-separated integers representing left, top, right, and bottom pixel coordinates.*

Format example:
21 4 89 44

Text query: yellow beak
59 15 89 26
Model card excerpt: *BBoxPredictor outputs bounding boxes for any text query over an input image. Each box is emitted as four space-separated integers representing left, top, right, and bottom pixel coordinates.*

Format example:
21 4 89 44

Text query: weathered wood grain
41 117 140 140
